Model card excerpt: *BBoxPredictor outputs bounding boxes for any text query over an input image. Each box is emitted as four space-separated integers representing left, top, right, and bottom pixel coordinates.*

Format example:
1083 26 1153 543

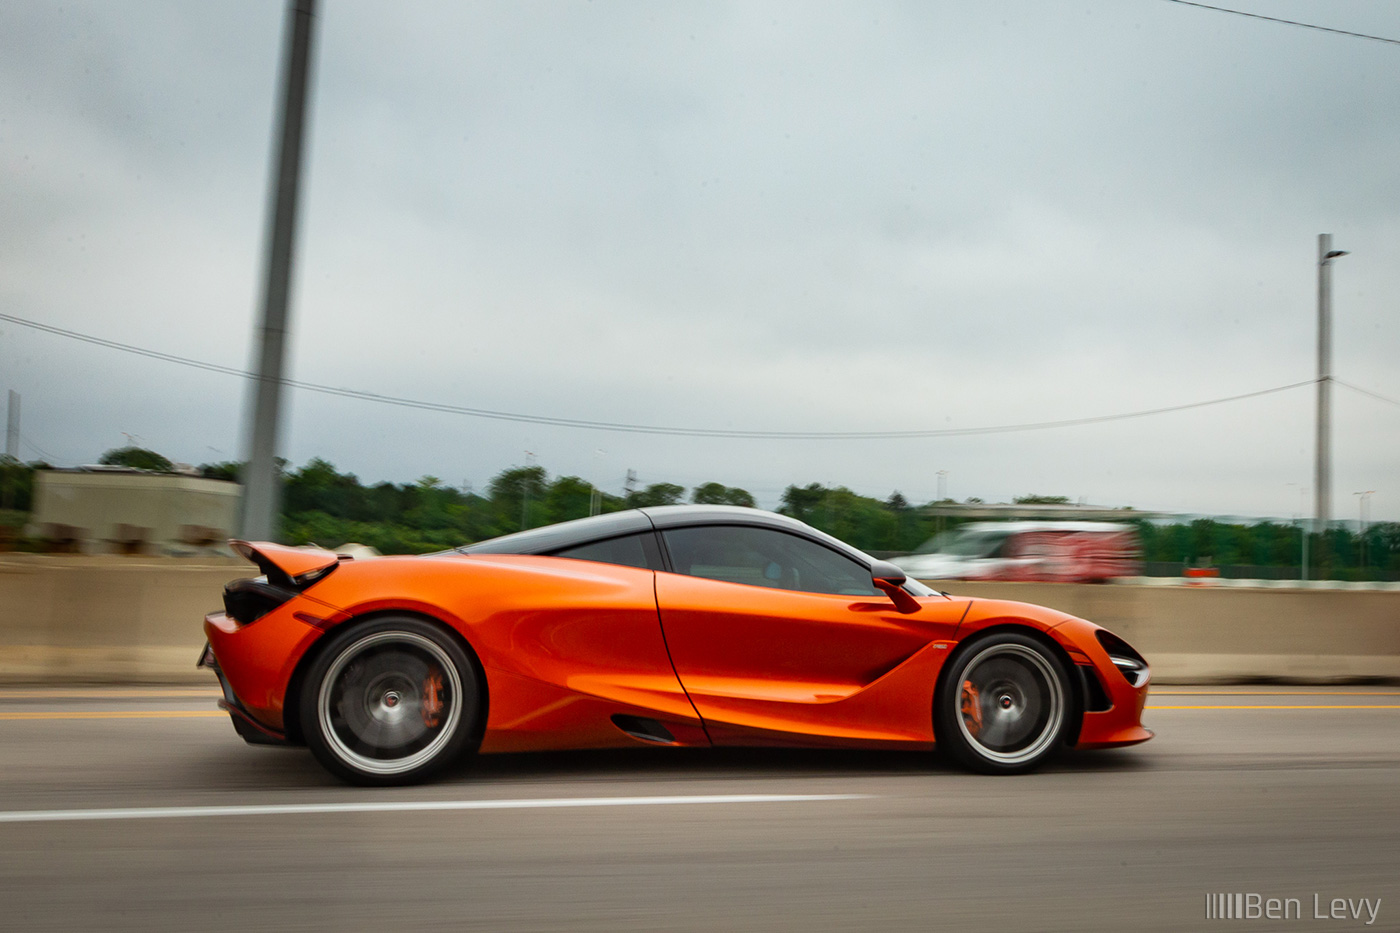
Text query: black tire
935 631 1072 775
300 616 481 786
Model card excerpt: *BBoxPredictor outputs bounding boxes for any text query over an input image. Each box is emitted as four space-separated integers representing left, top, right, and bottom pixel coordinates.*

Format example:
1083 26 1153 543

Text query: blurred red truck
888 521 1141 583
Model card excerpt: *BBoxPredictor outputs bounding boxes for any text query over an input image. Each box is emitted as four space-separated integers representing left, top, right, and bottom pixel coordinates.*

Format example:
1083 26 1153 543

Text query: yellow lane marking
1149 705 1400 710
0 689 221 700
0 711 225 721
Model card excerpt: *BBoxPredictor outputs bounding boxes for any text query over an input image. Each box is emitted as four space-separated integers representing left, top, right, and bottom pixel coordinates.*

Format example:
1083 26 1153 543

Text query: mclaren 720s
199 505 1152 785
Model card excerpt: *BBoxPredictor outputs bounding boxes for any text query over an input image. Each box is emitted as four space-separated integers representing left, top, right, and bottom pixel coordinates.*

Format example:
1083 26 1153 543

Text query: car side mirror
870 560 920 614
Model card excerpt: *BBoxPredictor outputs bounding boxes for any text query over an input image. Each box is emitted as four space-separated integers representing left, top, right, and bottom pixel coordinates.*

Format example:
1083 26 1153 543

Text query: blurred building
25 467 240 555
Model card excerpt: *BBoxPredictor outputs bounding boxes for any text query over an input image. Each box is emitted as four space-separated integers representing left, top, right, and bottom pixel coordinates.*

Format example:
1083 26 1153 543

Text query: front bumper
1049 618 1155 749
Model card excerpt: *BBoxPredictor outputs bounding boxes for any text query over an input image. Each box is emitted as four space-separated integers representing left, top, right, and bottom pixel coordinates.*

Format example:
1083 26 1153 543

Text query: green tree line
1136 517 1400 580
275 459 767 555
2 449 1397 577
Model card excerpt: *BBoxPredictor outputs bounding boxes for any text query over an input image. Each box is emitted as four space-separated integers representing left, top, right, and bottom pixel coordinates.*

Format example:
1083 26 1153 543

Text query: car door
471 530 709 752
655 524 965 747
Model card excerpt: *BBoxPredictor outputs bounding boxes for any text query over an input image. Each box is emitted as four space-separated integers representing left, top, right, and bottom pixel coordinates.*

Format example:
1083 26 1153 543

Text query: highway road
1 686 1398 932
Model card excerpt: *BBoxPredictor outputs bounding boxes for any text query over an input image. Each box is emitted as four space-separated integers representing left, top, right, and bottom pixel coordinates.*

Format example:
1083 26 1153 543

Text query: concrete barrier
0 554 246 683
921 580 1400 683
0 557 1396 684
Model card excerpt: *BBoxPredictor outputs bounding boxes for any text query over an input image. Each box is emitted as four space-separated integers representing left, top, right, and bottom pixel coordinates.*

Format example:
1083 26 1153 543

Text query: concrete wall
0 554 246 683
925 580 1400 683
28 470 240 554
0 558 1396 684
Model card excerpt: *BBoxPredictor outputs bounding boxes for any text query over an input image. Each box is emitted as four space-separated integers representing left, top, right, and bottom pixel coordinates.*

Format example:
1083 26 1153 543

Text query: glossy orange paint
204 605 322 731
231 540 338 581
656 572 966 747
209 551 706 748
951 598 1152 748
203 543 1151 757
1048 616 1153 748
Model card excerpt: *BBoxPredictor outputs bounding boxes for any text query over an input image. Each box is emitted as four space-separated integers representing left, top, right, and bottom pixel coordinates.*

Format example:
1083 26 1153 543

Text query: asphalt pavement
1 686 1398 932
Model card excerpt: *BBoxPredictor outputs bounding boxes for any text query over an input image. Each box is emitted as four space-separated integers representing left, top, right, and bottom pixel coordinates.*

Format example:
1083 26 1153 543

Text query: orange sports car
199 505 1151 785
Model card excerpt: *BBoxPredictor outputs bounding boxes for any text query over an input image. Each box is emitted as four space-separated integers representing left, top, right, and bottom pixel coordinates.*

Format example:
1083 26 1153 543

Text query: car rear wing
230 539 341 589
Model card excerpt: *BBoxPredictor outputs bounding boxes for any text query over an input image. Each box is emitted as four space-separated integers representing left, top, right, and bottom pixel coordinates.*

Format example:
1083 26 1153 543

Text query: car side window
661 525 877 596
551 532 660 570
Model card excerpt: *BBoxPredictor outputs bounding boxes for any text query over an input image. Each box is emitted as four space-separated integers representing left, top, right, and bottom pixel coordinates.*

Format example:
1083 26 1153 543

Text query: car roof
640 504 817 533
456 510 652 555
457 505 870 562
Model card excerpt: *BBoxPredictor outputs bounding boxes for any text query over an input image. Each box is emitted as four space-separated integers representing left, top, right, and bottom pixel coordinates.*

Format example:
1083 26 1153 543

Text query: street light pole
935 470 948 536
1355 490 1375 571
521 451 536 531
1314 234 1348 533
5 390 18 460
1286 482 1307 582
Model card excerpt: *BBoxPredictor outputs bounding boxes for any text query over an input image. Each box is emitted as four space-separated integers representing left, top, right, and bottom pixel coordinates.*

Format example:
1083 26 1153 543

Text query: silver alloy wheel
953 642 1065 766
317 630 464 777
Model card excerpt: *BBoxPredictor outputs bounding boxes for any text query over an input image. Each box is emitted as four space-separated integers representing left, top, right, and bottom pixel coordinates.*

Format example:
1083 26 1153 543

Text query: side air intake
610 715 678 745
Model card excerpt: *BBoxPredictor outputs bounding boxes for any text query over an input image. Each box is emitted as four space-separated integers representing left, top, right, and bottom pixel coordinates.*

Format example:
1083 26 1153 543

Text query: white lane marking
0 794 870 824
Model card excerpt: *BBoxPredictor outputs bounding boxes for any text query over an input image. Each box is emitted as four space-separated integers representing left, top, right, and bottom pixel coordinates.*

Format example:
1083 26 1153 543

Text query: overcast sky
2 0 1397 520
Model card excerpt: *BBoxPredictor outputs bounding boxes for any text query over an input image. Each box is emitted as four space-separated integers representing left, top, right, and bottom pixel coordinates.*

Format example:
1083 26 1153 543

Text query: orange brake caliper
960 680 983 738
422 670 444 728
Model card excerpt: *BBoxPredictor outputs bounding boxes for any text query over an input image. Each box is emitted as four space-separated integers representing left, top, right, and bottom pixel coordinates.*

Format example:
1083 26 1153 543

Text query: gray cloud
2 0 1397 519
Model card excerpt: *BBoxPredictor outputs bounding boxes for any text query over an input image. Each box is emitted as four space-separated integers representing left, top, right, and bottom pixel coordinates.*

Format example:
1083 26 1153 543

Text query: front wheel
935 632 1072 774
301 617 481 786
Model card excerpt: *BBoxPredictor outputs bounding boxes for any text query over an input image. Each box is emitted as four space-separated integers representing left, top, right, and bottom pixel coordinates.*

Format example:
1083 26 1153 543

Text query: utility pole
241 0 317 540
1314 234 1348 532
5 391 17 460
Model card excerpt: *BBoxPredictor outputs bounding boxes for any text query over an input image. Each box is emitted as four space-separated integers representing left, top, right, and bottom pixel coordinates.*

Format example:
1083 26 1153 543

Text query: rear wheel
935 632 1071 774
301 617 480 785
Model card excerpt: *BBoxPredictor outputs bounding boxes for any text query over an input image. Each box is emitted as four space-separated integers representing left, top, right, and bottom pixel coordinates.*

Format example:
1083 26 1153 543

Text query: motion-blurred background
1 0 1397 540
2 8 1400 932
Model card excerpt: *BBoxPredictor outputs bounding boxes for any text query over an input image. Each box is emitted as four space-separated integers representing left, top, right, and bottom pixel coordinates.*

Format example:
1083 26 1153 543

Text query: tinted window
551 532 659 570
662 525 877 596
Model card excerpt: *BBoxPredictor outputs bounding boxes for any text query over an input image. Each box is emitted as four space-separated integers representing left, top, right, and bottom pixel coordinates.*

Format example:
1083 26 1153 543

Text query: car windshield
914 528 1014 558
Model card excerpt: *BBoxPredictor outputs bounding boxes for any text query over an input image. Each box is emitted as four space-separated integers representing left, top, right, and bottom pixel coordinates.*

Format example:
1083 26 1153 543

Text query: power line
1336 378 1400 408
0 313 247 379
1160 0 1400 47
0 309 1320 440
19 434 72 466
